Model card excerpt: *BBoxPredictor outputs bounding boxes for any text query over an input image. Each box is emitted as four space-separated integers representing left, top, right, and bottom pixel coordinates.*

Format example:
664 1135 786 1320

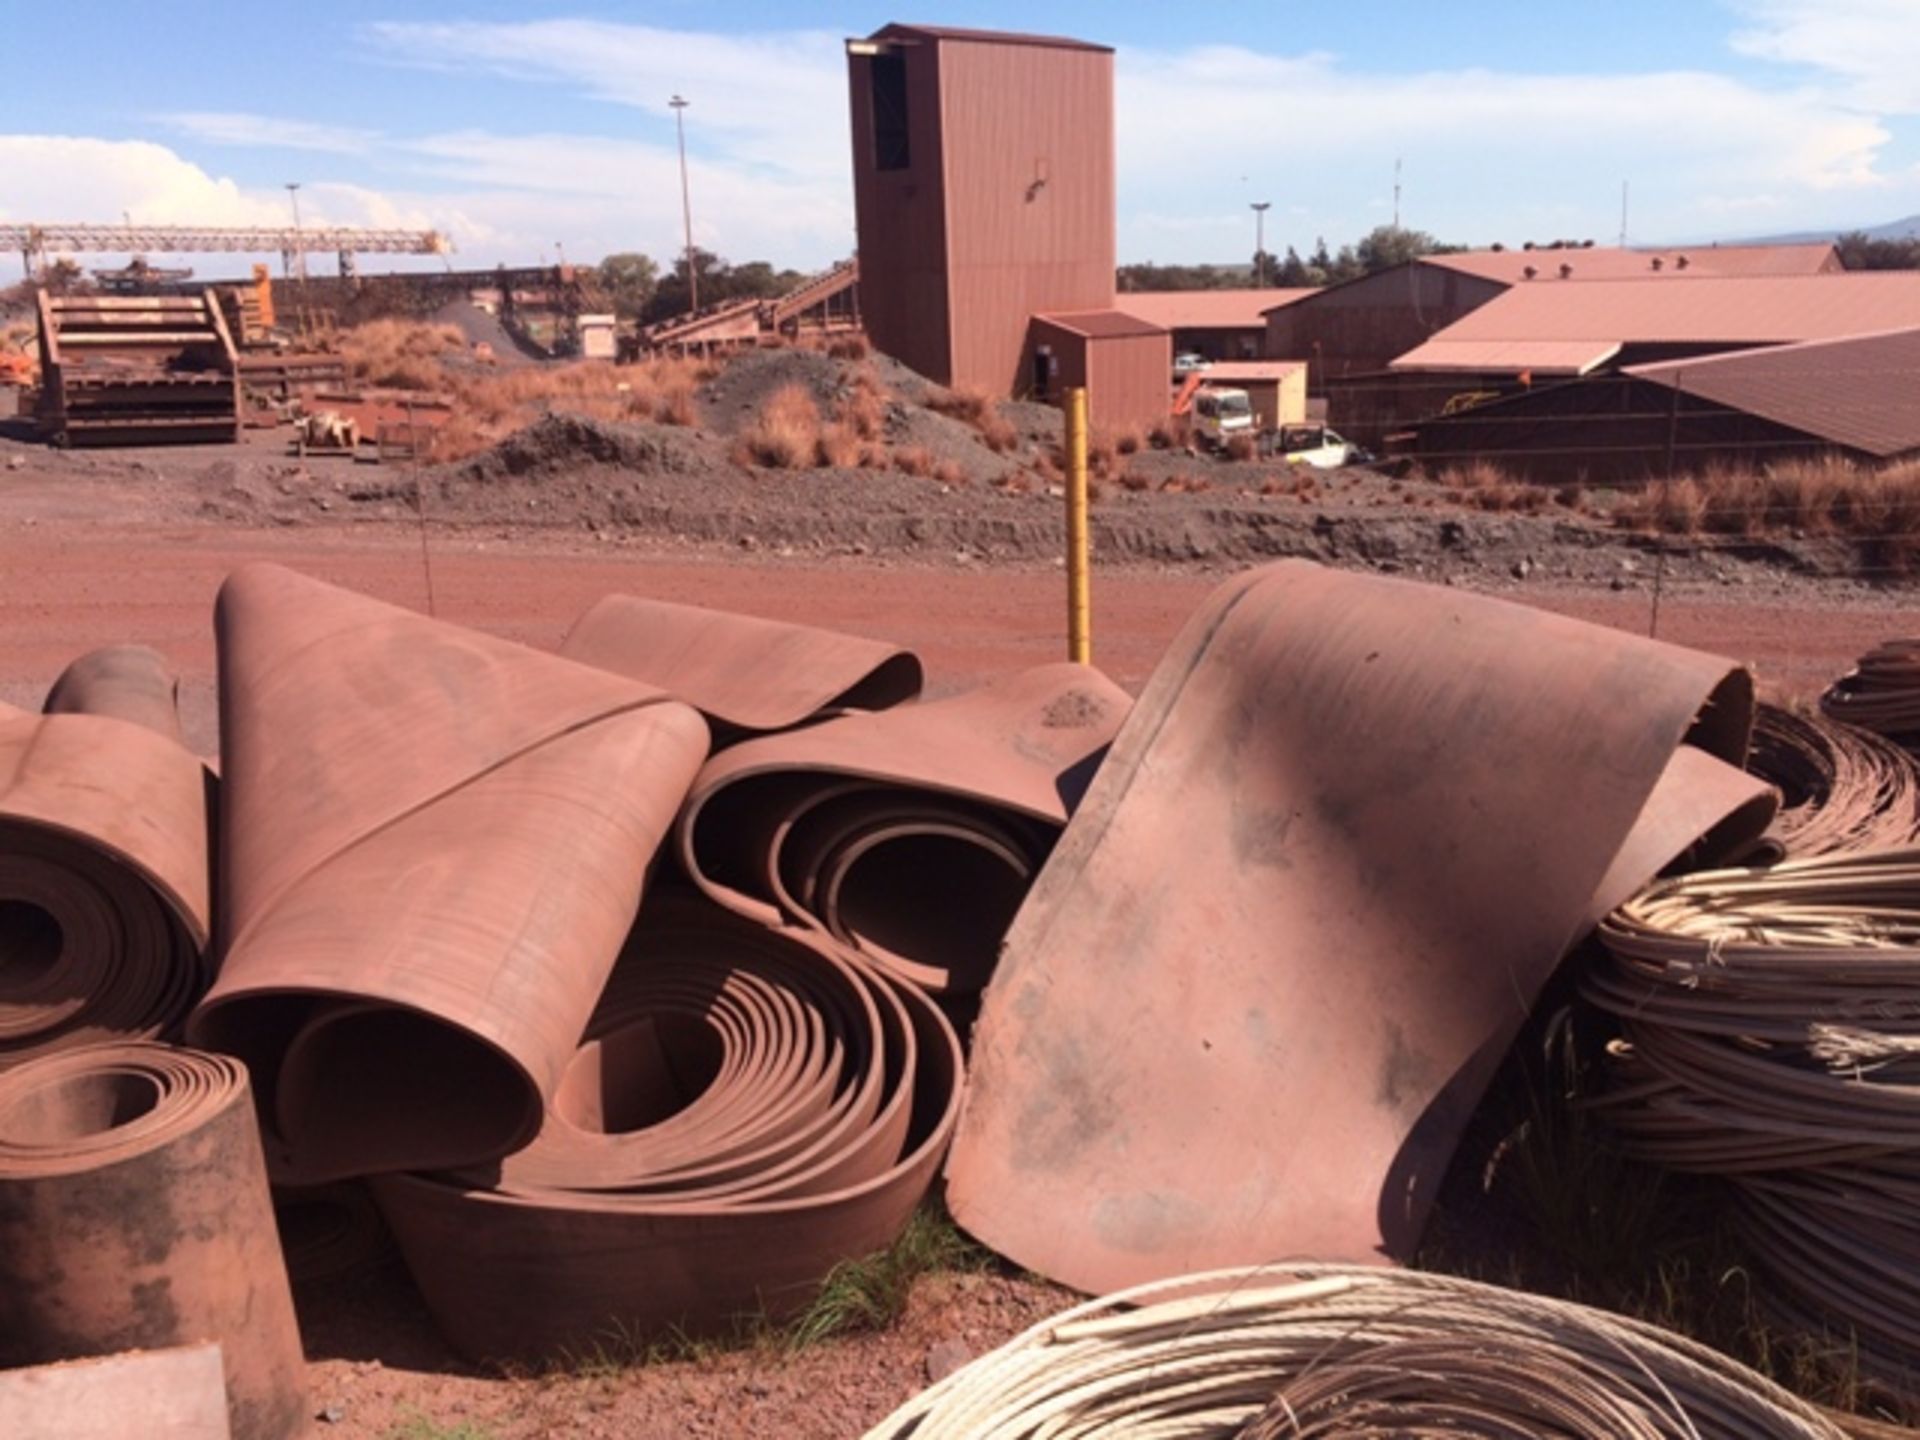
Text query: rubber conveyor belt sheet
371 891 963 1364
559 592 923 740
677 664 1129 997
187 564 709 1185
945 558 1774 1292
0 644 210 1068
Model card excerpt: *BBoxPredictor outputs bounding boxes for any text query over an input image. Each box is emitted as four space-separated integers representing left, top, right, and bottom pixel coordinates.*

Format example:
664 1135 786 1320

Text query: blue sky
6 2 1918 277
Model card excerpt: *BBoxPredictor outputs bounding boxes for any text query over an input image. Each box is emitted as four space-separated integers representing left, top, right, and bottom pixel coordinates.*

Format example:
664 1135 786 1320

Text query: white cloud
1732 0 1920 112
0 131 847 278
161 112 379 154
361 19 850 181
1114 46 1905 251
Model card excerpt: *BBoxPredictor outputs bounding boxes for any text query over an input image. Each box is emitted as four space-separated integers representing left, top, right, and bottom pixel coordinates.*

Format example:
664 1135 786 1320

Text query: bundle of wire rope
1822 641 1920 748
1747 703 1920 858
863 1265 1844 1439
1584 850 1920 1386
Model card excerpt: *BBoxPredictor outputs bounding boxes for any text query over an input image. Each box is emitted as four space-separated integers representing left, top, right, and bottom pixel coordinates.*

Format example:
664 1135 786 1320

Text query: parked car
1172 351 1212 381
1273 424 1372 469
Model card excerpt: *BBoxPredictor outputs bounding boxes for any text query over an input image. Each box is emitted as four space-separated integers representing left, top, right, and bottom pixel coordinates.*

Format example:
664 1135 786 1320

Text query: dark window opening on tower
872 53 910 171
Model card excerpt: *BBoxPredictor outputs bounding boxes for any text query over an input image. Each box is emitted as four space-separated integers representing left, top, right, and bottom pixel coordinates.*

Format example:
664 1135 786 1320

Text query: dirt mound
697 349 859 436
453 412 721 482
430 301 540 368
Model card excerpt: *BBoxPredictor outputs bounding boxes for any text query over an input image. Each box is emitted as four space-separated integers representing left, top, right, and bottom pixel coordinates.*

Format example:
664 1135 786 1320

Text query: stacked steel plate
865 1266 1844 1439
1586 850 1920 1385
1822 639 1920 748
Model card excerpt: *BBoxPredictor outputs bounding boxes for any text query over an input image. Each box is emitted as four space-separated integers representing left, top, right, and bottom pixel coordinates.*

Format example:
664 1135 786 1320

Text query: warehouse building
1410 324 1920 482
1262 242 1842 415
845 24 1169 430
1115 288 1312 362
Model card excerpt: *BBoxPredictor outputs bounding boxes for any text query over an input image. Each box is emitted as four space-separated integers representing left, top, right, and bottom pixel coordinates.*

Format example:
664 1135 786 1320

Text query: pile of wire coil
864 1265 1844 1440
1585 850 1920 1388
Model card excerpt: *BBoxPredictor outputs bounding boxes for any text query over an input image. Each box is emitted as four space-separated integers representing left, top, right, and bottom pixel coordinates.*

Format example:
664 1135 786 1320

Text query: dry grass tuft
1613 457 1920 572
1438 460 1550 514
926 385 992 425
1112 425 1144 457
1224 433 1257 463
892 445 936 478
1147 419 1182 450
932 459 966 487
826 332 870 361
1159 473 1213 495
735 384 821 469
338 319 465 390
814 422 864 469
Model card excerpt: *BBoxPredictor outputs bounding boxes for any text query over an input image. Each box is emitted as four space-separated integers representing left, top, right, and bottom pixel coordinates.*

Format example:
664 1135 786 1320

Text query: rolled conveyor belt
863 1265 1845 1440
1585 849 1920 1387
677 664 1128 998
371 891 963 1364
0 1042 306 1440
0 644 210 1069
187 565 709 1185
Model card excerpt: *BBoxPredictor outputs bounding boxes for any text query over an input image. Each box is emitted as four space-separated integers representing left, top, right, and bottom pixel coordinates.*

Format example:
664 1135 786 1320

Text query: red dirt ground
0 521 1900 749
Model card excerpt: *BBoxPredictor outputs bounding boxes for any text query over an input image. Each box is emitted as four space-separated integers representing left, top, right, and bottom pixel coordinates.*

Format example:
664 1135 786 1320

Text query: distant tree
1353 224 1442 273
725 260 804 298
1836 229 1920 270
1117 262 1237 291
595 252 658 319
1272 246 1314 287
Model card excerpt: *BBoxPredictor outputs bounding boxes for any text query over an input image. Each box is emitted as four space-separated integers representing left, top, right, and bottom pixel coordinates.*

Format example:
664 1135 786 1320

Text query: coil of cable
1586 850 1920 1385
1748 704 1920 858
864 1265 1844 1439
1822 641 1920 748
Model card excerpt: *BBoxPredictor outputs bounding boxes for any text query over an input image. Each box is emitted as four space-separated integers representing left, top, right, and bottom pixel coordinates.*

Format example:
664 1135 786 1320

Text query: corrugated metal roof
1393 273 1920 370
1035 308 1167 339
872 24 1112 53
1424 243 1838 283
1116 288 1314 330
1388 340 1621 375
1625 327 1920 459
1194 360 1308 381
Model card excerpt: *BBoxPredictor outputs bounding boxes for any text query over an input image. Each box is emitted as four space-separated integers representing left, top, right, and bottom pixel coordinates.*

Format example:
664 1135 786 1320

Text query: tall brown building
846 24 1168 427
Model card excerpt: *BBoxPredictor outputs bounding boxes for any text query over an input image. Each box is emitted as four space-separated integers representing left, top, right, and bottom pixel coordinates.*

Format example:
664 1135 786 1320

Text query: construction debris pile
1 559 1919 1434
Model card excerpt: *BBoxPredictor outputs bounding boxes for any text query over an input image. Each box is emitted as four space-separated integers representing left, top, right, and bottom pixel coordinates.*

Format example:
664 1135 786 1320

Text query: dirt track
0 518 1904 753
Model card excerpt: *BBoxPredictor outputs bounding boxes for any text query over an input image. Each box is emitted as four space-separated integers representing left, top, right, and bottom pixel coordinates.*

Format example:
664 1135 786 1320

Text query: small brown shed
1029 310 1171 432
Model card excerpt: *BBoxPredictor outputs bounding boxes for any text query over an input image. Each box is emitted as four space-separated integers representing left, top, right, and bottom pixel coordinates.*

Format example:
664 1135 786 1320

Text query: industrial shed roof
870 24 1112 52
1424 243 1838 284
1193 361 1308 381
1033 309 1167 340
1391 272 1920 373
1118 289 1314 330
1389 340 1622 376
1626 327 1920 459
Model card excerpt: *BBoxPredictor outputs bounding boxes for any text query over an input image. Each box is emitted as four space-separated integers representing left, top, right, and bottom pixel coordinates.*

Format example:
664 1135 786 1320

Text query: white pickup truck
1273 424 1371 469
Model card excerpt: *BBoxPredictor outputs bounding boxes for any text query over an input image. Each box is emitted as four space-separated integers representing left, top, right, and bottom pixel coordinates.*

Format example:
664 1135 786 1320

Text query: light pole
669 94 698 314
285 182 305 284
1250 201 1271 287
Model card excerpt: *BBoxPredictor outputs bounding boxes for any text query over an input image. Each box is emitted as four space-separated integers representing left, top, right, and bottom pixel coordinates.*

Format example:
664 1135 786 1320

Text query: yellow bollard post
1064 386 1091 664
